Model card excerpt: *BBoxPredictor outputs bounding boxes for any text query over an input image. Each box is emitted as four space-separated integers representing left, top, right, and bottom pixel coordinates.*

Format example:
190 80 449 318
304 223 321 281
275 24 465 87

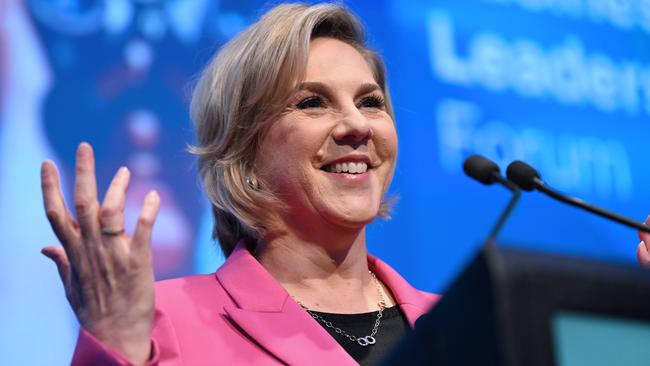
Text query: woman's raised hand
40 143 160 364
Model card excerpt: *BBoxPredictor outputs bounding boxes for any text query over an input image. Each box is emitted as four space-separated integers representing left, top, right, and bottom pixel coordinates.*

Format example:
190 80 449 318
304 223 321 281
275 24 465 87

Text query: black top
309 306 410 365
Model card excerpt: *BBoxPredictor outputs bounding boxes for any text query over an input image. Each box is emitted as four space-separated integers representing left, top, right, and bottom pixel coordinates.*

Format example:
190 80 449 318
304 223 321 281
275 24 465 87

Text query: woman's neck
256 227 392 313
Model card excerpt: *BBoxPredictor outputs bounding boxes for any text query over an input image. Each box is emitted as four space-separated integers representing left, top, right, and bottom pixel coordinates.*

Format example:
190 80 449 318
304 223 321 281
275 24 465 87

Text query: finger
73 143 100 240
99 167 130 241
41 160 80 246
41 245 72 284
132 191 161 254
637 241 650 268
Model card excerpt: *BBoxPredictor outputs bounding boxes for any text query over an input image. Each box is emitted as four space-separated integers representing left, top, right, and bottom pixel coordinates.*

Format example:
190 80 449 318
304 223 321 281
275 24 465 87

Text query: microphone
463 155 518 192
506 160 650 234
463 155 521 244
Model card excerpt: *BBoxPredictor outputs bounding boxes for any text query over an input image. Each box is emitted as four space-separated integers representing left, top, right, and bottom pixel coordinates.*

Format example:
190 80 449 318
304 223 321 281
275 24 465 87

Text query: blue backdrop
2 0 648 363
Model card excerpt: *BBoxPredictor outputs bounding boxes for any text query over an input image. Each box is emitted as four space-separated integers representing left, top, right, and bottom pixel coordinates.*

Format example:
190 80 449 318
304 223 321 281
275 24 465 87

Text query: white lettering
470 34 510 92
436 99 633 199
428 12 471 86
427 12 648 117
484 0 650 33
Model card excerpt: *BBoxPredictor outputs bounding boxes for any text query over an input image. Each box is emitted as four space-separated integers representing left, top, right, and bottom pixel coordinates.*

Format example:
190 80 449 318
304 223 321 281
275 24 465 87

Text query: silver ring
101 227 125 236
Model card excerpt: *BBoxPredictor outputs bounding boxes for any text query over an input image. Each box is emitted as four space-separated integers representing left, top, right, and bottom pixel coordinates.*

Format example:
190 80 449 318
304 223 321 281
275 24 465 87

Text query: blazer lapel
368 254 440 327
216 243 357 366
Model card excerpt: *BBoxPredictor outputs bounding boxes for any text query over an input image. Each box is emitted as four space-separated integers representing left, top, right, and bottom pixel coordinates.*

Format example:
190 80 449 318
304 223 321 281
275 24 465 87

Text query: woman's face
255 37 397 232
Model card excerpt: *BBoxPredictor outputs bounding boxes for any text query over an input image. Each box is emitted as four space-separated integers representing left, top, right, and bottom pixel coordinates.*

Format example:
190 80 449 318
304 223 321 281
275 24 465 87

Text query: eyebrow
296 81 382 97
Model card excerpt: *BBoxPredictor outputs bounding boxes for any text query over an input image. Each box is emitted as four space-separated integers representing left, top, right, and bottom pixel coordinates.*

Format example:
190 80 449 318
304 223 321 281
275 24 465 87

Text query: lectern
384 245 650 366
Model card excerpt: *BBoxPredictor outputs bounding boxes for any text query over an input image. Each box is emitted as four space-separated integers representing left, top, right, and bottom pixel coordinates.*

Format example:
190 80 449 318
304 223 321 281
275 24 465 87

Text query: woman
40 3 438 365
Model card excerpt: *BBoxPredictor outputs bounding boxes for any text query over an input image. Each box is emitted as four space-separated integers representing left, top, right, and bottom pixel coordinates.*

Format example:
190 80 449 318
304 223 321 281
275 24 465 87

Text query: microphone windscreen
463 155 500 185
506 161 541 191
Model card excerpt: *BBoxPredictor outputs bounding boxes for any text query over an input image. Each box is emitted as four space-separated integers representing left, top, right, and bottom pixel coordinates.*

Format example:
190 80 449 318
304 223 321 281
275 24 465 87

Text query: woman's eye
358 95 385 109
296 96 325 109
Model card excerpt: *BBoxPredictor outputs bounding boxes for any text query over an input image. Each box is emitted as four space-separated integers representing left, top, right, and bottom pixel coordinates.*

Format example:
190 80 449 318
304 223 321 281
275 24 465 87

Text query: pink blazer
71 243 439 365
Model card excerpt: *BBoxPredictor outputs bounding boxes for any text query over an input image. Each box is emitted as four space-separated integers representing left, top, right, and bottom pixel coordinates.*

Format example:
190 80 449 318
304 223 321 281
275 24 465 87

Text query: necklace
296 271 387 347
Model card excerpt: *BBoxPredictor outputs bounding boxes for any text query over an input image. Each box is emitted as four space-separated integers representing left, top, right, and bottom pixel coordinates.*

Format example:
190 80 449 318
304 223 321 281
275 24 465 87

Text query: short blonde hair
190 3 395 256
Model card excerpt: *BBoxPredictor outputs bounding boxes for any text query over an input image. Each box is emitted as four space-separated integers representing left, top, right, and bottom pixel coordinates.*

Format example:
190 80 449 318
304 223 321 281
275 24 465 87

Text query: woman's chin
319 206 380 231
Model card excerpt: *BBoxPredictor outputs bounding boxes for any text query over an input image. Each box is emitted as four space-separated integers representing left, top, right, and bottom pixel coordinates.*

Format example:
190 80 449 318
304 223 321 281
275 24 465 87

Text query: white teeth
325 162 368 174
356 162 368 173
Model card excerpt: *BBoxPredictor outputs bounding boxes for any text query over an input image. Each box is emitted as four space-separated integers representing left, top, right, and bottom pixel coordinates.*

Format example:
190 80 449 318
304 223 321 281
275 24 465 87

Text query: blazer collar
367 254 437 327
215 242 435 365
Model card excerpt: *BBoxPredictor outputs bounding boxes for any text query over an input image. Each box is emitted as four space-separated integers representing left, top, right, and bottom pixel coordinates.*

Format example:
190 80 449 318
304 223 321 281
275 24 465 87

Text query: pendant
357 336 376 346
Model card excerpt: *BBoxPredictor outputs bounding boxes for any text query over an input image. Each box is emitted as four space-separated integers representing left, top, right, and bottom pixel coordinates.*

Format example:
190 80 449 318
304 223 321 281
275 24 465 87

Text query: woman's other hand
40 142 160 364
638 216 650 268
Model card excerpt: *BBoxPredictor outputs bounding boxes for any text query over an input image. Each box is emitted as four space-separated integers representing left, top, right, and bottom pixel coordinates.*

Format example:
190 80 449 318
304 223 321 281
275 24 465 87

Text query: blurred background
1 0 649 363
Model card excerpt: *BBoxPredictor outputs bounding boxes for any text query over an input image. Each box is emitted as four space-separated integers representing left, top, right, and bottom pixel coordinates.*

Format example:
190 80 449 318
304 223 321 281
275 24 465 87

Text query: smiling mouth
321 162 369 174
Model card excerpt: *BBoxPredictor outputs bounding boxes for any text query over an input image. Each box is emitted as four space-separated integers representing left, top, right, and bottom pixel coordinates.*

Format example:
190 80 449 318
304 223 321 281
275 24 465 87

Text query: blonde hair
190 3 395 256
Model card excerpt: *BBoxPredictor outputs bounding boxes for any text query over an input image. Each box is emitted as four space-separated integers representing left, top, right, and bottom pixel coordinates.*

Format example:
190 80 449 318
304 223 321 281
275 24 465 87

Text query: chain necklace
296 271 387 347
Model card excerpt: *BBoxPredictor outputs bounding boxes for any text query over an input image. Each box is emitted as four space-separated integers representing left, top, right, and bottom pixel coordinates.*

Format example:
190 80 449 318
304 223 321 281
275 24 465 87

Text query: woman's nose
332 106 373 145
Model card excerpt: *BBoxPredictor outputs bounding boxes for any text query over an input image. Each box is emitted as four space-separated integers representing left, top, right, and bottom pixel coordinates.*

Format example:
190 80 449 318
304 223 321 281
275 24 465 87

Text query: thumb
41 246 71 283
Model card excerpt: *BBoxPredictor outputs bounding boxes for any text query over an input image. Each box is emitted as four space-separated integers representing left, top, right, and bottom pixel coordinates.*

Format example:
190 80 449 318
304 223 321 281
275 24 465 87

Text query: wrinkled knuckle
74 196 97 214
45 208 60 222
100 205 119 220
75 161 89 174
138 216 153 228
74 197 89 212
40 179 51 191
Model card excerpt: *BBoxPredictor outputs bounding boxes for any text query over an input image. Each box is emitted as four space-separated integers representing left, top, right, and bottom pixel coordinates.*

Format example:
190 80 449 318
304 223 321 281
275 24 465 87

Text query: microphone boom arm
532 177 650 234
487 174 521 244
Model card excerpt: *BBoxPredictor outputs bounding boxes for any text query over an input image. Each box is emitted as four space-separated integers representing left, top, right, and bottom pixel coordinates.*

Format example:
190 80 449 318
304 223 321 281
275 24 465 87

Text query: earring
245 176 259 189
